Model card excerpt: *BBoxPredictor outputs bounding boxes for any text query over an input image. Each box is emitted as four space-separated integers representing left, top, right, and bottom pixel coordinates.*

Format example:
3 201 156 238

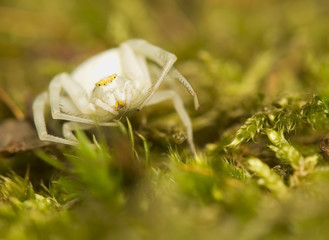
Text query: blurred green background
2 0 329 239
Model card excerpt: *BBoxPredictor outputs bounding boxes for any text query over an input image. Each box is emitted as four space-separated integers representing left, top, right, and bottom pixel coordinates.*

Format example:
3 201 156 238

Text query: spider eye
95 74 117 87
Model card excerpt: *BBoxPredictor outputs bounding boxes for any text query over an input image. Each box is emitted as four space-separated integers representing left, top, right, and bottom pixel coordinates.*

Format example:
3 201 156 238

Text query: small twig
0 88 25 120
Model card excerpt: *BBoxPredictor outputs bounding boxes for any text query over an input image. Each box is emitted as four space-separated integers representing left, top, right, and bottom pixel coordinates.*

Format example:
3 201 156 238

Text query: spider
33 39 199 154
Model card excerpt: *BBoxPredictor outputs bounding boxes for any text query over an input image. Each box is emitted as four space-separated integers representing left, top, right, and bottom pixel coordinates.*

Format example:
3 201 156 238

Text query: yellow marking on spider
115 100 126 110
95 74 117 86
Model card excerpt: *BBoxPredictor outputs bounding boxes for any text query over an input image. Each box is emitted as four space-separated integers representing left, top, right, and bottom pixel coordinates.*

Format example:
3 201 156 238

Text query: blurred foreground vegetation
1 0 329 239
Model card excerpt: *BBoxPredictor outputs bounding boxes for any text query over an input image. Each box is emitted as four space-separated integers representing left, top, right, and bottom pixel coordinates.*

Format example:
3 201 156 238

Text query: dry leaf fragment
0 118 49 156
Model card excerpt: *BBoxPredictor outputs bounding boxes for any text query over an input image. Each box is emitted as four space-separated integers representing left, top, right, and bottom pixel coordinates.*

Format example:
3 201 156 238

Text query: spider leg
124 39 177 110
119 42 151 87
62 121 119 143
168 67 200 110
49 73 94 123
145 90 196 155
33 92 117 145
49 73 116 127
32 92 77 145
62 122 93 141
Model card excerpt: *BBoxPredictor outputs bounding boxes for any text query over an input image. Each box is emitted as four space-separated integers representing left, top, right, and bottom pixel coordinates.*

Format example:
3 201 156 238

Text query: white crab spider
33 39 199 154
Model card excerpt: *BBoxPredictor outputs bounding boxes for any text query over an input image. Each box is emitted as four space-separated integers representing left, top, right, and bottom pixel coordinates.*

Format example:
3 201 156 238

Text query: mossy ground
1 0 329 239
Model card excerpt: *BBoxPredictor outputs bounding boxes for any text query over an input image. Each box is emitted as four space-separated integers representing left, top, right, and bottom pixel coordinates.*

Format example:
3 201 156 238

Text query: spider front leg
33 92 117 145
33 92 77 145
48 73 96 124
48 73 116 127
124 39 178 110
146 90 196 155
